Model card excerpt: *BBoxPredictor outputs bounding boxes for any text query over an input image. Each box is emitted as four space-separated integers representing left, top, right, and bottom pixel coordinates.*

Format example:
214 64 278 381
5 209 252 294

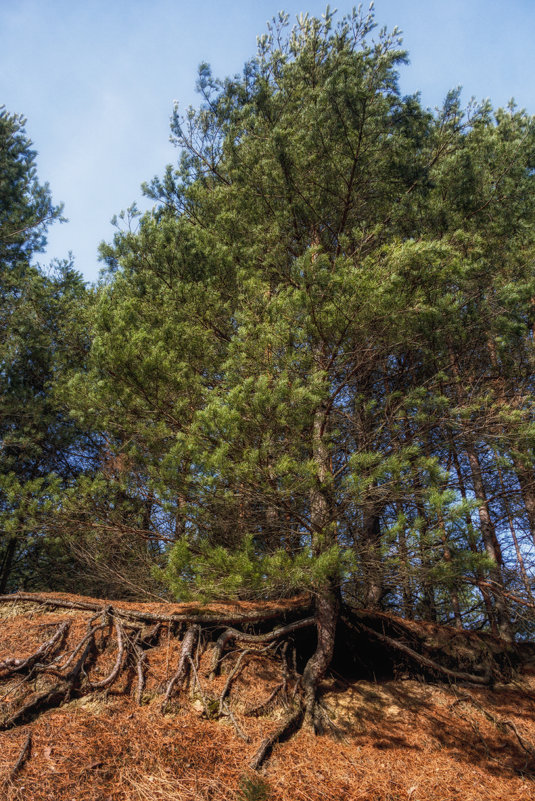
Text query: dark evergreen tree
0 107 93 592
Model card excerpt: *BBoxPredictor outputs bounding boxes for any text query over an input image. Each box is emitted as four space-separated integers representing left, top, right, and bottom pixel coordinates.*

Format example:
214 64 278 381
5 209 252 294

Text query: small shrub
237 774 271 801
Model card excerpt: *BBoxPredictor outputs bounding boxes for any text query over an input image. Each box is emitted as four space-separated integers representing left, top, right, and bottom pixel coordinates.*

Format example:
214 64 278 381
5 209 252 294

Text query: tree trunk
360 500 384 609
437 512 463 628
396 505 414 618
0 537 17 595
303 398 339 727
495 452 534 602
302 588 339 728
417 532 437 622
466 444 512 640
448 431 497 632
512 455 535 546
413 481 437 622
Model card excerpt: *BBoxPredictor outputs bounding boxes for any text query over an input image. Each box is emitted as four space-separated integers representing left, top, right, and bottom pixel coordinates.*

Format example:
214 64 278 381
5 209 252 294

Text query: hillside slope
1 593 535 801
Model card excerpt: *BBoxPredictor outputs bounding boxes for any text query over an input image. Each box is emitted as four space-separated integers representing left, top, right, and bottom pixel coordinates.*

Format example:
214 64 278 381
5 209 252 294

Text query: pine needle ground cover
1 594 535 801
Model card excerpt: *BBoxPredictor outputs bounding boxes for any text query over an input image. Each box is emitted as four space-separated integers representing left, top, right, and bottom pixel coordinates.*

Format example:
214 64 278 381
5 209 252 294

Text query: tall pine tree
66 9 535 720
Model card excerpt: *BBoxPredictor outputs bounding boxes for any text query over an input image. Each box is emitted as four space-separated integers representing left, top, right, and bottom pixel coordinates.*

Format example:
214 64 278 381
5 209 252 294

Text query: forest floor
1 593 535 801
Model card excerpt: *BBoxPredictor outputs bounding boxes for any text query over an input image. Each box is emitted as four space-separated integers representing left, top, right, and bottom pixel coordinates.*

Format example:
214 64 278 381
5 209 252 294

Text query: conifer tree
0 107 92 592
66 8 535 719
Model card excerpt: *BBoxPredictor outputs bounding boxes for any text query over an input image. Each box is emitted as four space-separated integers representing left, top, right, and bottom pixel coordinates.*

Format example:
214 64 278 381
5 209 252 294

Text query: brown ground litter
1 592 534 801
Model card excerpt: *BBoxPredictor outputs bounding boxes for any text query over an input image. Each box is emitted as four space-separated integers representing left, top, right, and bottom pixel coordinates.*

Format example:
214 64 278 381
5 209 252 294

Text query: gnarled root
161 624 199 712
0 605 163 728
342 613 495 686
302 592 339 733
0 621 70 674
209 617 314 678
0 591 526 772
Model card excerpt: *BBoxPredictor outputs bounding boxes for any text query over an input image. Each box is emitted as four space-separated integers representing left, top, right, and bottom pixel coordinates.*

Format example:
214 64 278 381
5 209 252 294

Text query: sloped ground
1 594 535 801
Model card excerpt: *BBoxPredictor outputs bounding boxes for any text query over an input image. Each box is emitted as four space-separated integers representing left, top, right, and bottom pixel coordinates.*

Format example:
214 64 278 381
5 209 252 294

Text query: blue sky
2 1 534 283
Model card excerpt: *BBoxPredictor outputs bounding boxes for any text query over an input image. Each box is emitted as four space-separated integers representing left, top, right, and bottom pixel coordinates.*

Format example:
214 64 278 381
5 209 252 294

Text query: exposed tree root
133 644 147 706
161 624 199 712
0 603 159 729
218 647 253 715
302 593 339 733
221 699 251 742
2 683 70 730
343 615 494 686
0 592 530 773
0 592 311 626
89 616 125 689
1 613 100 729
245 682 284 716
209 617 315 678
0 621 70 674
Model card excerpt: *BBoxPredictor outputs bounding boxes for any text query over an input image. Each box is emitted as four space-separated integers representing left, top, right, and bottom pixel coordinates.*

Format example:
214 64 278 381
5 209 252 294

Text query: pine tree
65 8 535 727
0 107 92 592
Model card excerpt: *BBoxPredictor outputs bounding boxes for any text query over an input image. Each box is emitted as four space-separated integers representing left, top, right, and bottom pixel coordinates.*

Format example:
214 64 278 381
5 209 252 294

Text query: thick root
0 622 70 674
343 614 495 685
210 617 314 678
0 592 311 627
161 624 199 712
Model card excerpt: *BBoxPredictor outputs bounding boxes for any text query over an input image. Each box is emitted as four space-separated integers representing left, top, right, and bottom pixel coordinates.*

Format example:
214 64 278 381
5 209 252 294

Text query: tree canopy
66 8 535 623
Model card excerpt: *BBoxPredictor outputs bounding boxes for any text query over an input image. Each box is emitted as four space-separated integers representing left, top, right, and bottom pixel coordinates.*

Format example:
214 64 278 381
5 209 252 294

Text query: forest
2 6 535 772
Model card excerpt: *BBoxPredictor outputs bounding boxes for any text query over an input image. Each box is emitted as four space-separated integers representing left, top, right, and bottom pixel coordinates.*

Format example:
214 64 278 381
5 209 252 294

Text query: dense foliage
3 9 535 652
0 107 95 592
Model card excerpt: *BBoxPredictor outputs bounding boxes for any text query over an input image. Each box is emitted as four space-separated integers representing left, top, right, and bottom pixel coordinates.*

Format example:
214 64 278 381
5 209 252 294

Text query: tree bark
303 396 340 728
396 505 414 618
466 444 512 640
495 452 534 602
448 431 497 631
0 537 17 595
513 455 535 547
302 589 339 729
361 503 384 610
437 511 463 628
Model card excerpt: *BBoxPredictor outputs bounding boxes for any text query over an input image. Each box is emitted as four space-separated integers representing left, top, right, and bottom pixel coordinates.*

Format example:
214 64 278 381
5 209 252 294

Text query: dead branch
4 731 32 784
